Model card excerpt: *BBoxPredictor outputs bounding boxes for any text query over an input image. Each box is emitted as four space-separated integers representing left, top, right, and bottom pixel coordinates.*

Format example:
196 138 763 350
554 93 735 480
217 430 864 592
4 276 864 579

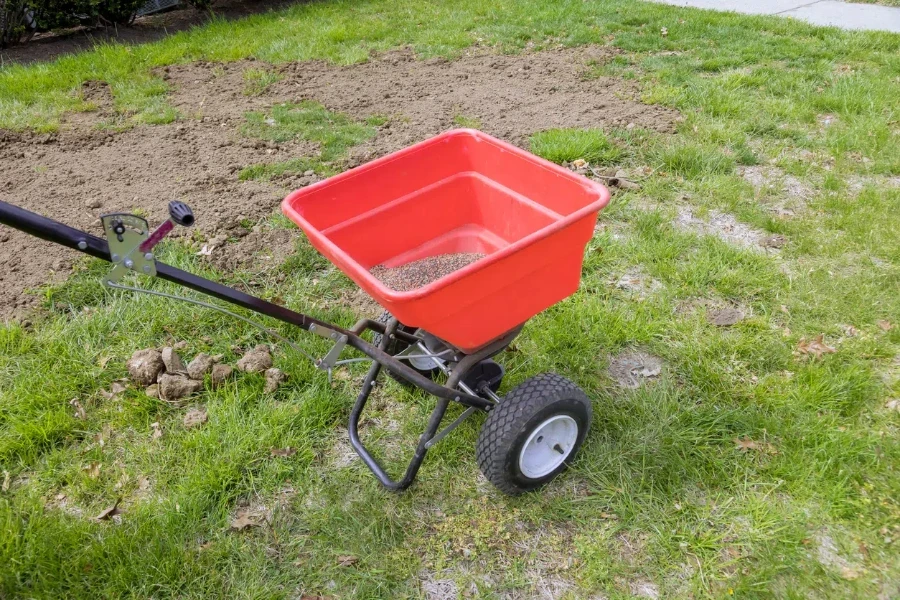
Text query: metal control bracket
101 213 156 284
309 322 348 371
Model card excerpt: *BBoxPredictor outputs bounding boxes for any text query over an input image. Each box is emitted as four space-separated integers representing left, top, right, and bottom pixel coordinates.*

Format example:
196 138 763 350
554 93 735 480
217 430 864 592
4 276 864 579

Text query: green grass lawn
2 1 899 598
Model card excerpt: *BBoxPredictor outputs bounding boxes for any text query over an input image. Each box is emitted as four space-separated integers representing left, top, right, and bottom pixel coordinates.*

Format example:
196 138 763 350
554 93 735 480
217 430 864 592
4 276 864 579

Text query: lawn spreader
0 129 610 495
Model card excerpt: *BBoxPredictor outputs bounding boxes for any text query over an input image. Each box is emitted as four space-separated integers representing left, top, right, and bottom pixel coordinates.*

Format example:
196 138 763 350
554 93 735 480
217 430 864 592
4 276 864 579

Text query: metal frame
0 200 518 490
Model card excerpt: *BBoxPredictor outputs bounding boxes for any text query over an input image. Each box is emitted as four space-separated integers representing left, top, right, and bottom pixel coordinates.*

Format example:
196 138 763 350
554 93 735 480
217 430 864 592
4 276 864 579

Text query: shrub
0 0 31 47
97 0 148 24
2 0 155 46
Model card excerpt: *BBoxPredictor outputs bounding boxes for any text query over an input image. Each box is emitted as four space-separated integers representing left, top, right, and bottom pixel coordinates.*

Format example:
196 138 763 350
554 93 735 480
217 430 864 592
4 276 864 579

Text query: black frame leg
347 318 451 491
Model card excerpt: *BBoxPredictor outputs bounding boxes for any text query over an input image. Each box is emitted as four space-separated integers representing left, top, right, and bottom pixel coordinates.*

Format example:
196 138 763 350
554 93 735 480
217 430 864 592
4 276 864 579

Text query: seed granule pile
370 253 485 291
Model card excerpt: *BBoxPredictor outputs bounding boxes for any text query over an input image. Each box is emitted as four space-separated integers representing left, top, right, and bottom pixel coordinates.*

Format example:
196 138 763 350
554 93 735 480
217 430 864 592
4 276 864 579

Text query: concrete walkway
647 0 900 33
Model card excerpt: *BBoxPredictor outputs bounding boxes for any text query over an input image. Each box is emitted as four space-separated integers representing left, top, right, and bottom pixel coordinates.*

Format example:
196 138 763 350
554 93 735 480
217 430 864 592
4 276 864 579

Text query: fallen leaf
877 320 893 332
230 510 260 531
572 158 587 169
660 26 668 36
598 512 618 520
797 335 836 359
337 555 358 567
1 470 9 492
83 462 101 479
94 423 112 447
270 447 297 458
885 399 899 412
69 398 86 419
198 541 213 550
197 244 215 257
183 408 208 429
733 436 777 454
100 380 127 400
150 421 163 439
95 498 122 521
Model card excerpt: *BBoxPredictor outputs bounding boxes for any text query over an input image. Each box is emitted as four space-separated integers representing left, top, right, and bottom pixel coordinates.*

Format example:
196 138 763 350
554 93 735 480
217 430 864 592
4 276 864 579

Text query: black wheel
372 311 441 384
476 373 592 495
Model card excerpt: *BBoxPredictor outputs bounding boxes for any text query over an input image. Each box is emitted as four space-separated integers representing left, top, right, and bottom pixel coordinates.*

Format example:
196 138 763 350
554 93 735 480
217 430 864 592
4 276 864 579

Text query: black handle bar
0 200 490 409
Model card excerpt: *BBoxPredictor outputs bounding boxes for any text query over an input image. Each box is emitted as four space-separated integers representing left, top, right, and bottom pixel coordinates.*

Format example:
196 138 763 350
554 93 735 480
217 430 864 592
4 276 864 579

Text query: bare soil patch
739 165 813 218
0 46 678 320
674 207 775 252
608 350 663 389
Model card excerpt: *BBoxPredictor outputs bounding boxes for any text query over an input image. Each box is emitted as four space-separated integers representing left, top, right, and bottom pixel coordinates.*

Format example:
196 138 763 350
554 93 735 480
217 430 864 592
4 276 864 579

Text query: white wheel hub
518 415 578 479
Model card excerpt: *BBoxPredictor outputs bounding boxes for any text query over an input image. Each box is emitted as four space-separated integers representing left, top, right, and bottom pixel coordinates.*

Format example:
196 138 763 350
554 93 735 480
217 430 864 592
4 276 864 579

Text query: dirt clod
237 344 273 373
127 349 164 386
264 368 286 393
370 253 484 291
708 308 744 327
158 373 203 403
210 363 234 387
145 384 159 399
608 351 663 389
187 352 216 380
161 347 187 374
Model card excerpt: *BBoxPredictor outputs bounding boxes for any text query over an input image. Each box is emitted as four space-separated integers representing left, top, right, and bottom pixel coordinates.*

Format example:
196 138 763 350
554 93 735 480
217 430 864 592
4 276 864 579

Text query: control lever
101 201 196 284
139 201 195 254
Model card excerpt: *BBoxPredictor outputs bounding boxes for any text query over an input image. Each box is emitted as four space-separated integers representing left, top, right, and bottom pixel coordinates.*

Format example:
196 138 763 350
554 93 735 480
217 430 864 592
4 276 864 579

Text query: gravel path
370 253 485 291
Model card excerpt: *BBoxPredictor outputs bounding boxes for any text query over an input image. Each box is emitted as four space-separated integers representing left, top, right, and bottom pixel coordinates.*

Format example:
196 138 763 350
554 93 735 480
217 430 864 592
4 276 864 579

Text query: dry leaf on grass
885 399 899 413
95 499 122 521
733 436 777 454
183 408 208 429
150 421 163 439
94 424 112 447
230 510 260 531
100 380 127 400
337 555 358 567
877 320 893 332
2 470 9 492
270 447 297 458
69 398 86 419
82 462 101 479
796 335 836 359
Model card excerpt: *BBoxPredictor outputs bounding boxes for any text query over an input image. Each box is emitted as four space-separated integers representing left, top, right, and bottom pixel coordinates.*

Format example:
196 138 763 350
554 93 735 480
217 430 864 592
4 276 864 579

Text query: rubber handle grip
168 201 195 227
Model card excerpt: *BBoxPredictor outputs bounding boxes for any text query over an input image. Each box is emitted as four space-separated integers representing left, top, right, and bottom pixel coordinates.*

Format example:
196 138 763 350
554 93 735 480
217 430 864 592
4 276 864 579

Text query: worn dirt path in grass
0 46 678 319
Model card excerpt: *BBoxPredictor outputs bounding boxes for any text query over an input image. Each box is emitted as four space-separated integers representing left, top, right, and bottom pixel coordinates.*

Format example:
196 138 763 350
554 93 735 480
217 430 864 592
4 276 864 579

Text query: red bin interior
282 129 610 352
